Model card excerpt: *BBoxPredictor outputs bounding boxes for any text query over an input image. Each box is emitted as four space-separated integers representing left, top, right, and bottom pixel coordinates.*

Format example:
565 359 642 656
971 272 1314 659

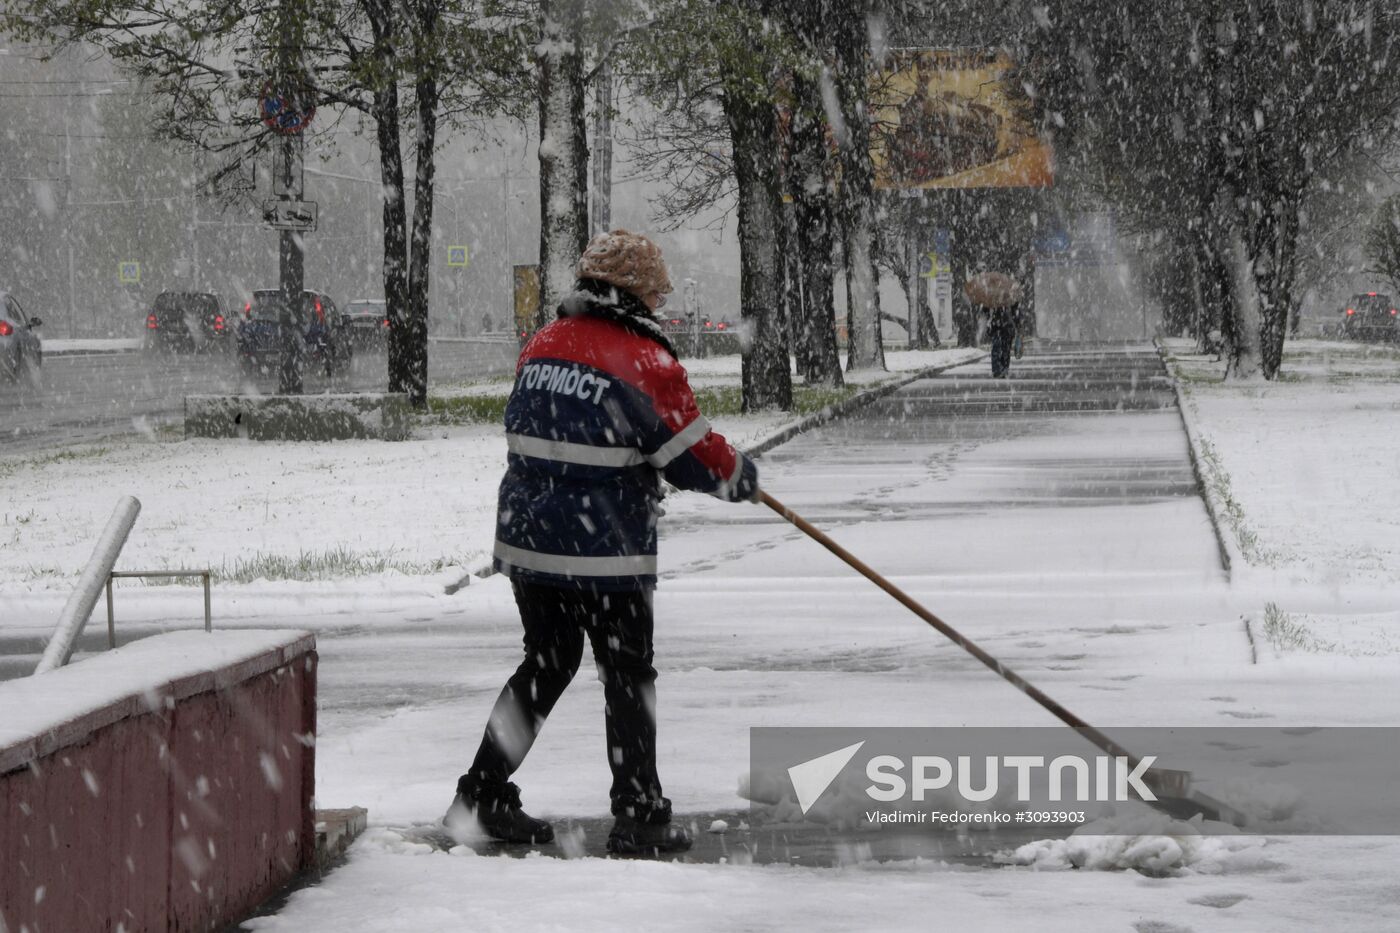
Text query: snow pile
369 827 476 859
1007 812 1269 875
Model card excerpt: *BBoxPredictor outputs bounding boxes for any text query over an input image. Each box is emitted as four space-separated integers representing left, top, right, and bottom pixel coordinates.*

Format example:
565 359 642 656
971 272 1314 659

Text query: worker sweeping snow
447 229 760 855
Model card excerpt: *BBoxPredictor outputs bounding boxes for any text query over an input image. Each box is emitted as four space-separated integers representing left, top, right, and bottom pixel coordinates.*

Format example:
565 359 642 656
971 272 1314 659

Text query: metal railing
104 570 213 649
36 496 141 674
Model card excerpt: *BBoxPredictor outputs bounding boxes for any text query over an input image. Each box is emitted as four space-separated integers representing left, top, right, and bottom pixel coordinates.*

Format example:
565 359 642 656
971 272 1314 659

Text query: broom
759 490 1244 826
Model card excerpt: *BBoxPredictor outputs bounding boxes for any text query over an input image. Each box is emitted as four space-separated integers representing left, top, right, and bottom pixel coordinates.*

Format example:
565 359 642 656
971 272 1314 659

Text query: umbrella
964 271 1022 308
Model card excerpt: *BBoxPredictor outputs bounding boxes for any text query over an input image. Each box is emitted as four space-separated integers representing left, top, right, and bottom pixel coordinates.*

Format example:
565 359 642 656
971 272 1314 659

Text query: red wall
1 635 317 933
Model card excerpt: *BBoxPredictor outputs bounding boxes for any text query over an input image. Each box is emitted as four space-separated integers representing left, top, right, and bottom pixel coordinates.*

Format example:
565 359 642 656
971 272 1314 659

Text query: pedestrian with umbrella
964 271 1023 378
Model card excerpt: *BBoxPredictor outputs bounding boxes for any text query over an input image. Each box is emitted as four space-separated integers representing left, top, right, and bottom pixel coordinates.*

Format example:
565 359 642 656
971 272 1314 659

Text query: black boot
607 797 692 855
445 782 554 844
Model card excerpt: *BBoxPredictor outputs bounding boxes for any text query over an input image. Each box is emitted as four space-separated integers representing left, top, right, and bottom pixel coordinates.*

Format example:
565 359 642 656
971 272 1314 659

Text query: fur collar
557 281 678 358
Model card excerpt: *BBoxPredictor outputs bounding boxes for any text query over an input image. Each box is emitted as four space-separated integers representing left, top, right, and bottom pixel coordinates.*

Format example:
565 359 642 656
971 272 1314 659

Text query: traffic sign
447 245 469 268
260 80 316 135
1035 228 1071 253
920 251 950 278
118 261 141 284
261 199 318 231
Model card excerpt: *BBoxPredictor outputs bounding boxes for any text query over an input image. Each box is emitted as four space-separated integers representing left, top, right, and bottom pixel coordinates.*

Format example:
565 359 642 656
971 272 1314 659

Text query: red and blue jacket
492 291 759 590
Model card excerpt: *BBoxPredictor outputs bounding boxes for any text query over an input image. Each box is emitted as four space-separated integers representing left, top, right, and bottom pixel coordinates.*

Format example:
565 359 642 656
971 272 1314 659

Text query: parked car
0 291 42 385
144 291 232 353
1342 292 1398 343
345 298 389 346
237 289 353 378
656 312 740 357
657 312 694 341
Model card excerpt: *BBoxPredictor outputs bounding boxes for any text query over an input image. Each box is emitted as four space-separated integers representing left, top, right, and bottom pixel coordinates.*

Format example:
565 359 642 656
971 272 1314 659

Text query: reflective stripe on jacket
492 303 758 590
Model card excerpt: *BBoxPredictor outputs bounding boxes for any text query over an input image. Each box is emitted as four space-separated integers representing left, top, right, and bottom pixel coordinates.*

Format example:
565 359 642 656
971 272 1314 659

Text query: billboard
871 49 1053 190
513 263 540 337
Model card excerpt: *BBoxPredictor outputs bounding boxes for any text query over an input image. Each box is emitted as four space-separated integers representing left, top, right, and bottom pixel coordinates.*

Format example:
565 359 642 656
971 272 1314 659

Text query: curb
443 353 984 594
44 346 142 357
1154 339 1245 580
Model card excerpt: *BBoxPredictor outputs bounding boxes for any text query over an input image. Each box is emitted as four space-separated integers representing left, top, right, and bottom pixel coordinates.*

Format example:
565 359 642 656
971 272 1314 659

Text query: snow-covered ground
4 342 1399 931
1162 338 1400 662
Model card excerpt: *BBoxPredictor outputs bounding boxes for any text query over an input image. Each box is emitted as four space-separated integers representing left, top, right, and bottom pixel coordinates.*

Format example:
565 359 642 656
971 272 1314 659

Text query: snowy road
0 338 515 452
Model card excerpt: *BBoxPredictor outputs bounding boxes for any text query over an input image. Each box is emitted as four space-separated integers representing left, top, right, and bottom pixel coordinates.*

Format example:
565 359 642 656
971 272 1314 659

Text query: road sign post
262 0 317 396
274 136 305 395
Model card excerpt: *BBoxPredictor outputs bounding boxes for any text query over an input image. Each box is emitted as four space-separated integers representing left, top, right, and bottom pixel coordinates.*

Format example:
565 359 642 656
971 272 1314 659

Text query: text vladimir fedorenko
865 809 1088 825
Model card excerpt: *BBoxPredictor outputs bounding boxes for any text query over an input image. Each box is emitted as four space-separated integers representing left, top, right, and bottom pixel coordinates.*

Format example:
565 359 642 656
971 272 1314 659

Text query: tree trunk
536 0 589 324
363 0 411 397
1223 222 1263 380
950 242 977 348
915 261 937 347
837 121 884 369
774 194 796 366
1255 192 1300 379
1188 229 1228 354
832 9 884 372
788 74 841 386
402 0 441 410
888 234 916 347
721 54 792 411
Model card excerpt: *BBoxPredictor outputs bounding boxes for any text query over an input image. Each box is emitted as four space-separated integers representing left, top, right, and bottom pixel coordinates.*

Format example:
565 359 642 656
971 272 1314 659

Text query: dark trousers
990 326 1014 377
461 581 662 814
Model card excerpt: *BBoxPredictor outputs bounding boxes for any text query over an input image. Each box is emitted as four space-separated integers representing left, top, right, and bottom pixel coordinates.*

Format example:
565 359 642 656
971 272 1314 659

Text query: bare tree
1027 0 1400 379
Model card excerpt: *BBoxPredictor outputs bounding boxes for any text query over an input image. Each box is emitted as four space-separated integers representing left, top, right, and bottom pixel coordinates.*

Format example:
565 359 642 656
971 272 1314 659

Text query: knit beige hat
575 229 673 298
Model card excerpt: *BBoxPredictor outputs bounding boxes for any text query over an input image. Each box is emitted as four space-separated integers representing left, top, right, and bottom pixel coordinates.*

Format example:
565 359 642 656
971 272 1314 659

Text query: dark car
1342 292 1398 343
0 291 42 385
345 299 389 347
657 312 740 357
237 289 352 377
144 291 232 353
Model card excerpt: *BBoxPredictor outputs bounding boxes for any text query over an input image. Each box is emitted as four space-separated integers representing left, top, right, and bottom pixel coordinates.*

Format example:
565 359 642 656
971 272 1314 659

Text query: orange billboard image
871 49 1053 190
